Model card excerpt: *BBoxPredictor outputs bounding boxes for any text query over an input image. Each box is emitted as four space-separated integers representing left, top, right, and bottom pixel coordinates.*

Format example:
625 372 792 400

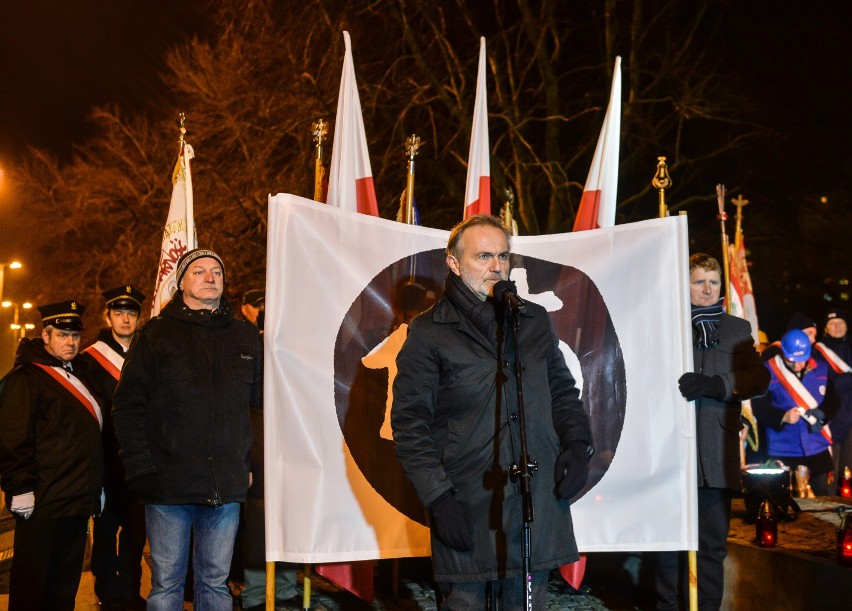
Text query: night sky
0 2 849 340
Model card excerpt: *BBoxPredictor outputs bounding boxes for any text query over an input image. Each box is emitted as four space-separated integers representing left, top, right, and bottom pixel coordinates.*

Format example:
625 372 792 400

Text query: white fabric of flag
573 56 621 231
463 37 491 219
326 31 378 216
264 193 698 561
152 141 197 315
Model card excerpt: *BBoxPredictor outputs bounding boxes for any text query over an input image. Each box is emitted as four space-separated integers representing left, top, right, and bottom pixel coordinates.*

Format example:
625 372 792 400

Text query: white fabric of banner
264 193 697 562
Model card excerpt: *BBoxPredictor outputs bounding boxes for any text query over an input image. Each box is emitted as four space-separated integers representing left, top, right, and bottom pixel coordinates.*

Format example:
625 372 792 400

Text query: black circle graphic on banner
333 250 627 526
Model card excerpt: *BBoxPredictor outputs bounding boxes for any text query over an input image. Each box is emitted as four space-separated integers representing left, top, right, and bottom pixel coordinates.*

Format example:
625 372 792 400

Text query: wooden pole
654 158 697 611
716 184 731 315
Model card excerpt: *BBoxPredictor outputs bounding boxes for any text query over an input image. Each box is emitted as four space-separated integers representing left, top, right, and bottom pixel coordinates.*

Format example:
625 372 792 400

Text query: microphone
493 280 526 313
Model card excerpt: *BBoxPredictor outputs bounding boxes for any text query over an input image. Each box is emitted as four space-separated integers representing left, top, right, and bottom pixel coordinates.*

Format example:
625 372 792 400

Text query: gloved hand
127 473 160 503
11 491 35 520
554 443 593 500
678 373 726 401
429 491 473 551
803 407 827 433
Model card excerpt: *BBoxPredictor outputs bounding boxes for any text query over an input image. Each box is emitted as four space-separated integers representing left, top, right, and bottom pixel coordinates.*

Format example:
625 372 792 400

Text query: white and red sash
34 363 103 429
813 341 852 374
768 355 831 444
83 341 124 381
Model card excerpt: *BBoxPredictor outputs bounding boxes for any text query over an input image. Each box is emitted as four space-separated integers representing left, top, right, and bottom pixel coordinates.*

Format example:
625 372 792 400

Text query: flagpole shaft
266 561 274 610
716 184 732 315
312 119 329 202
689 551 698 611
303 564 312 610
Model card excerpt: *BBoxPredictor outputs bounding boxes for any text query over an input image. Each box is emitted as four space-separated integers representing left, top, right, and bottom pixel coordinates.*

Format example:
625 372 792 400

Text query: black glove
554 443 593 500
126 473 160 503
429 491 473 552
804 408 826 433
678 373 725 401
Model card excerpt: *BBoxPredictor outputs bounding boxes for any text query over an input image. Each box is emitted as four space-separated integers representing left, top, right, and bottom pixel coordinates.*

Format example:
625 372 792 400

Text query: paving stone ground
2 495 849 610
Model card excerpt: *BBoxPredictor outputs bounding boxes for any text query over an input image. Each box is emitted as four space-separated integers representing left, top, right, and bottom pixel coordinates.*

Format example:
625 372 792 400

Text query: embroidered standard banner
263 193 697 561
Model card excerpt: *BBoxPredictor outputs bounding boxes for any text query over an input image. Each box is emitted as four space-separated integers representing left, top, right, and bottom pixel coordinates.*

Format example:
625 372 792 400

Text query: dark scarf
691 298 725 349
444 272 501 346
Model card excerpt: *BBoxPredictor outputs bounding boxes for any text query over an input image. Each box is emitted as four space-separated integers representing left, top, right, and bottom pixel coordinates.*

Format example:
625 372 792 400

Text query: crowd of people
0 224 850 611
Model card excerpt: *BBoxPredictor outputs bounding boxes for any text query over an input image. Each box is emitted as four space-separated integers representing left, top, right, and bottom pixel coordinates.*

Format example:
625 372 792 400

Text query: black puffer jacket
112 293 262 505
0 338 104 518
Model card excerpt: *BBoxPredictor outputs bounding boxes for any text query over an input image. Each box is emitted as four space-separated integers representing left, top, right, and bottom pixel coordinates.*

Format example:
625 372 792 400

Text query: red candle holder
756 499 777 548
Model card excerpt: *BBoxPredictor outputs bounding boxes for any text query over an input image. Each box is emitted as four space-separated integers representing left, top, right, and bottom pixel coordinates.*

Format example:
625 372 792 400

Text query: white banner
264 193 697 561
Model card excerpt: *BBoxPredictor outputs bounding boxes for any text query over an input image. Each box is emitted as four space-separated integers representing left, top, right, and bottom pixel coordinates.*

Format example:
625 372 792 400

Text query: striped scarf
692 298 724 349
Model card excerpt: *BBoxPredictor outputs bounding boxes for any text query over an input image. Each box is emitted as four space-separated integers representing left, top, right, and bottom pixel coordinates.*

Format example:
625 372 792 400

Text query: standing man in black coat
656 253 770 610
79 285 148 610
0 300 105 610
392 215 593 609
113 249 262 611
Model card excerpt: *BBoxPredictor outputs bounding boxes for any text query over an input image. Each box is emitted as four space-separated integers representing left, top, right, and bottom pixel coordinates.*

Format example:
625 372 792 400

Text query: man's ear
446 254 460 276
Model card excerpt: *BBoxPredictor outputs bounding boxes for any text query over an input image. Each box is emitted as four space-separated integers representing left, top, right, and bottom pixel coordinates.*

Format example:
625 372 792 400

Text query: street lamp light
2 300 34 347
0 260 23 301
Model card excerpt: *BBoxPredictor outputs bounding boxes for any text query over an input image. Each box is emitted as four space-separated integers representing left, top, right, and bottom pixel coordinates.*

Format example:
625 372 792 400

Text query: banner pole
715 184 732 315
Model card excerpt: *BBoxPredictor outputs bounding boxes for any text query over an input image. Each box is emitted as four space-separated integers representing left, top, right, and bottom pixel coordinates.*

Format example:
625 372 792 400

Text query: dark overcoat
691 313 769 489
391 295 592 583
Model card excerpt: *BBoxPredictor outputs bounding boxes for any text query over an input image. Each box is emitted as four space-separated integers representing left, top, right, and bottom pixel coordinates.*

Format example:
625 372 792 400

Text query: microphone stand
506 300 538 611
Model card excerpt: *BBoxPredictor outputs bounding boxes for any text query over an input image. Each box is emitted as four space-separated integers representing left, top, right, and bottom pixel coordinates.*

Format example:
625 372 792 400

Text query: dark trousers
91 489 148 603
655 487 731 611
9 513 89 611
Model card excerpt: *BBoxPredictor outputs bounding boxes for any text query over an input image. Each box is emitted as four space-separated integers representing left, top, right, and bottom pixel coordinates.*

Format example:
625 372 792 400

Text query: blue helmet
781 329 811 362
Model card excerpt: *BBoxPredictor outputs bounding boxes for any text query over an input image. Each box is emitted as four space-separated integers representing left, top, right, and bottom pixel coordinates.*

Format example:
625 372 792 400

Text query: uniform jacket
753 357 832 457
691 314 769 489
816 335 852 443
391 294 592 583
78 328 128 492
112 293 262 505
0 338 104 517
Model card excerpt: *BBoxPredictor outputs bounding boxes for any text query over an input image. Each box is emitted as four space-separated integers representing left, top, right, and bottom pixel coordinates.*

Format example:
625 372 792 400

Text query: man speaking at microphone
392 214 593 609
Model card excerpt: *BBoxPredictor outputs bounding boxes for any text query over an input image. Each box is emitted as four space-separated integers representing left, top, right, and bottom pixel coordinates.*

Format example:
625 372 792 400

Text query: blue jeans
145 503 240 611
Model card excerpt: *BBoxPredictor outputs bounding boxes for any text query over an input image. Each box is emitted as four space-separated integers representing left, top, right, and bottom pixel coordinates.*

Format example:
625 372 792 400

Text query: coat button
510 412 519 421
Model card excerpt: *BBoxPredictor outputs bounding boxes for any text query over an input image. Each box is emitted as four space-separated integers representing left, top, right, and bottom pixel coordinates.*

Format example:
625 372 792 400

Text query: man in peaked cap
0 300 105 610
113 249 262 610
79 285 148 610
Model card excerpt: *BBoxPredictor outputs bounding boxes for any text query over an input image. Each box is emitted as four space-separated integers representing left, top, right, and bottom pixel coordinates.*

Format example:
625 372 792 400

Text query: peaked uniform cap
103 285 145 312
38 299 85 331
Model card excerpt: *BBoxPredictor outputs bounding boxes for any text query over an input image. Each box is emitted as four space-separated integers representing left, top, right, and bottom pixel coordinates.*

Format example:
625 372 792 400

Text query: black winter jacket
112 293 262 505
0 338 104 518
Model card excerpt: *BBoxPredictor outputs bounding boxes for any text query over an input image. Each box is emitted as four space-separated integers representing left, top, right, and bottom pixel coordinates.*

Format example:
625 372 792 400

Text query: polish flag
314 31 377 601
463 37 490 218
572 56 621 231
326 31 379 216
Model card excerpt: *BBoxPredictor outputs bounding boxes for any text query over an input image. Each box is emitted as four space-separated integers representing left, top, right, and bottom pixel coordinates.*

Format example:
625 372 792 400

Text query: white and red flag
573 56 622 231
326 31 378 217
151 138 197 315
463 37 491 219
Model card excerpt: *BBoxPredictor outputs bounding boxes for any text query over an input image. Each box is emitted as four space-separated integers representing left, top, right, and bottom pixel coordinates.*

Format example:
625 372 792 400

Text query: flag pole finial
312 118 329 202
177 113 187 145
403 134 422 225
652 156 672 218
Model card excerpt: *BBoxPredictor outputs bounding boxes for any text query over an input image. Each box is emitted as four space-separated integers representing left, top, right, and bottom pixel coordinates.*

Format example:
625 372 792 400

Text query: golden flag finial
652 156 672 218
